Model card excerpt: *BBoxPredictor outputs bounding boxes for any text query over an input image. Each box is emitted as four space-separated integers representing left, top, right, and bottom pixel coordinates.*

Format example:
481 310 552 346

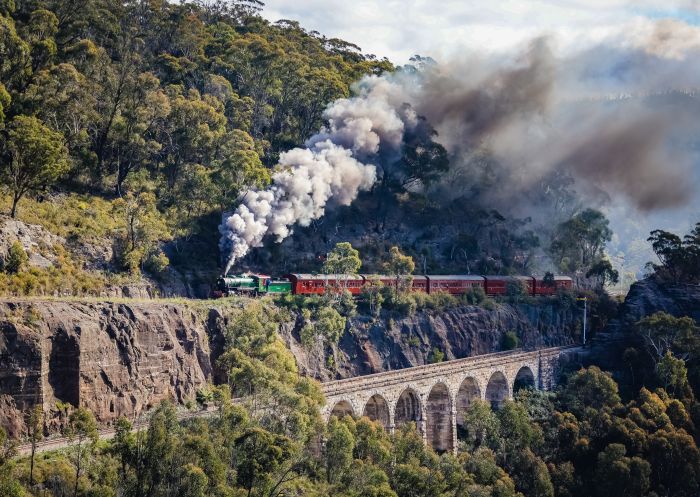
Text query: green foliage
112 191 171 275
502 330 520 350
428 347 445 363
65 407 98 497
594 444 651 497
407 335 420 347
657 352 692 399
411 291 459 311
2 114 69 217
383 246 415 293
560 366 621 416
143 249 169 276
381 288 417 316
636 312 699 365
585 258 619 287
550 208 612 277
0 426 23 497
0 0 393 289
506 279 528 299
462 400 501 452
336 289 358 318
2 241 27 274
299 304 347 347
314 305 347 344
463 285 487 305
326 416 355 483
0 82 9 125
647 221 700 283
0 193 119 242
19 360 700 497
0 254 110 297
359 276 384 317
218 301 324 441
393 135 450 189
323 242 362 275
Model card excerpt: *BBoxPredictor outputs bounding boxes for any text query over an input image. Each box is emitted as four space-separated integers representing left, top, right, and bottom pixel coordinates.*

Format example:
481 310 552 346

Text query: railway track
16 407 220 456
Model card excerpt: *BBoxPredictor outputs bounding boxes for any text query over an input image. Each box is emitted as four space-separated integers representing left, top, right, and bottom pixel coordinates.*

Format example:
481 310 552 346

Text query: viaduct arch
322 346 580 453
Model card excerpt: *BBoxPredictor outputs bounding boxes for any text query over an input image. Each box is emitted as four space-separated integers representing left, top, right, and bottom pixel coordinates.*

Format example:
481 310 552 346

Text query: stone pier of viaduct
321 346 581 453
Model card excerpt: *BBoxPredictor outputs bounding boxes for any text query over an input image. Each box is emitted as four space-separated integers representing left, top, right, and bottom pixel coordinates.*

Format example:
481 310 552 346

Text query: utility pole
577 297 588 345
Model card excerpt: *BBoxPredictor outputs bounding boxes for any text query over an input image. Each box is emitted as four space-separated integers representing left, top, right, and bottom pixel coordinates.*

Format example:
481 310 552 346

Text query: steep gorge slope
0 301 214 436
285 302 579 381
0 297 580 436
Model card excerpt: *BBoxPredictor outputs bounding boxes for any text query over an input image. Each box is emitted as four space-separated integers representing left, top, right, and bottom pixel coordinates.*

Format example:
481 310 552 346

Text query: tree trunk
74 442 82 497
29 443 36 485
10 193 20 218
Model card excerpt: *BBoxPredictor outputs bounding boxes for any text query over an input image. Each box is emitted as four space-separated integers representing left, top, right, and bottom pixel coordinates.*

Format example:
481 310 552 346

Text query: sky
261 0 700 63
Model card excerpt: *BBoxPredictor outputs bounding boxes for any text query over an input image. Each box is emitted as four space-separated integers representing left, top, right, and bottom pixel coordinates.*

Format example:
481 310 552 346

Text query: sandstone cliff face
0 298 580 436
282 302 580 382
590 278 700 371
0 301 214 437
616 279 700 325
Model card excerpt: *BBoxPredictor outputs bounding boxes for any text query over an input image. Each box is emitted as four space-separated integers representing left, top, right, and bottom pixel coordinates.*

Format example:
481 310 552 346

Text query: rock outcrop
0 217 65 270
282 301 580 381
0 301 214 437
590 278 700 370
0 297 581 436
617 278 700 325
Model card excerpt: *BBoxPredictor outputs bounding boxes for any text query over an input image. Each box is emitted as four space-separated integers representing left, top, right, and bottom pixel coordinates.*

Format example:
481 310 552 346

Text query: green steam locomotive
215 274 292 297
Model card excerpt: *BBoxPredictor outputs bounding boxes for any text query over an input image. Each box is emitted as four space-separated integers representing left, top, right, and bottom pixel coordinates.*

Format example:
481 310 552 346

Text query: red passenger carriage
533 275 573 295
284 273 365 295
426 275 485 295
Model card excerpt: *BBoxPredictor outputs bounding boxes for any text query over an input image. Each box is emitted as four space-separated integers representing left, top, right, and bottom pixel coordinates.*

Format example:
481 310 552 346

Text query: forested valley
2 1 700 496
2 290 700 497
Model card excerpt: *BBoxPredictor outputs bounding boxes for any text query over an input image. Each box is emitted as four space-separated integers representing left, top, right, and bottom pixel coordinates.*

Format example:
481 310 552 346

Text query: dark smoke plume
220 19 700 268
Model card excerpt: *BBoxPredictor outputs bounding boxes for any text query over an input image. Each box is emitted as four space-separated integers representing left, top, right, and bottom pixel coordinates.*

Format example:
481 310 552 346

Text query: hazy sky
261 0 700 63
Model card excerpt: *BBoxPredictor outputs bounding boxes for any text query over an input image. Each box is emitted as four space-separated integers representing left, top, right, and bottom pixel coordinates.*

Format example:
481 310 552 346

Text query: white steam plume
219 80 409 273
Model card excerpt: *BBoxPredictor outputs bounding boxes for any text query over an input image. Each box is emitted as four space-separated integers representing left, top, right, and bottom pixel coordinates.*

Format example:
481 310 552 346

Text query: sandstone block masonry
321 346 582 453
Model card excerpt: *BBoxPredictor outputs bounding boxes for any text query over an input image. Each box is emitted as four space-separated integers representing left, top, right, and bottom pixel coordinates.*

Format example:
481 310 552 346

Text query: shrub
315 306 346 344
336 289 357 318
506 280 528 302
300 305 347 347
502 331 520 350
428 291 458 310
144 249 170 275
0 192 121 241
300 308 316 346
429 347 445 363
382 288 417 316
196 386 214 405
359 278 384 317
0 263 107 297
482 298 497 310
464 286 486 305
3 241 28 274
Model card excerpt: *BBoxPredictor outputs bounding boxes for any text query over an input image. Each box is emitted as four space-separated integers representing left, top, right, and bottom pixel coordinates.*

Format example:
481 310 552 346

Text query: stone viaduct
320 346 581 453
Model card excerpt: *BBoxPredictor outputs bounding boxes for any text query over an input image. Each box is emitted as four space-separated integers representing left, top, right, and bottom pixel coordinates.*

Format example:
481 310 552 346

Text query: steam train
215 273 573 297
